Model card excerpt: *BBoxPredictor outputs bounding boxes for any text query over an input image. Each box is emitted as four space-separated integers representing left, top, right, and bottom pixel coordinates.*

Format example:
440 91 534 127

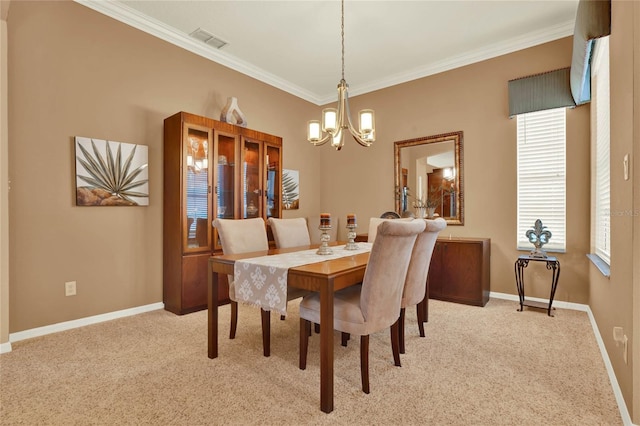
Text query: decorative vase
220 97 247 127
426 207 436 219
415 207 426 218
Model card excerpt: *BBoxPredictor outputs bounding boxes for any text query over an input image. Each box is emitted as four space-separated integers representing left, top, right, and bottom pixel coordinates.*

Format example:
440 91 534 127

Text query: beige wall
634 2 640 421
5 0 637 420
589 0 636 418
7 0 319 332
1 0 10 348
322 37 591 303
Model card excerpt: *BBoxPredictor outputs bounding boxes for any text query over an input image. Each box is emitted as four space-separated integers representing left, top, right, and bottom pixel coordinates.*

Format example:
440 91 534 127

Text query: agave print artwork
282 169 299 210
75 137 149 206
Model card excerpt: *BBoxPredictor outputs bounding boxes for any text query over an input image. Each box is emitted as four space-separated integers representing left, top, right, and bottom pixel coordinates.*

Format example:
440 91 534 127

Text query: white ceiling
76 0 579 105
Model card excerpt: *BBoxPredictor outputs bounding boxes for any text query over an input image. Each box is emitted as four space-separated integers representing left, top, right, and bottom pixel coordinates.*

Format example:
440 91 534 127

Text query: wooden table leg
208 258 219 359
319 281 334 413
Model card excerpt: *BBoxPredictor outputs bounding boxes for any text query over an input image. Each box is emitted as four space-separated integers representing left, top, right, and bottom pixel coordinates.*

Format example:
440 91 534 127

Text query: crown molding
343 19 576 101
76 1 573 106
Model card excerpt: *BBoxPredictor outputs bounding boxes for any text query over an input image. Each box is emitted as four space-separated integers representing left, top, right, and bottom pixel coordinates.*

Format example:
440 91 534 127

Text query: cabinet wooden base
427 237 490 307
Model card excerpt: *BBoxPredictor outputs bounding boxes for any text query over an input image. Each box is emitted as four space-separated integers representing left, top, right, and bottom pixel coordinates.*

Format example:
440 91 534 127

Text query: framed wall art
282 169 299 210
74 136 149 206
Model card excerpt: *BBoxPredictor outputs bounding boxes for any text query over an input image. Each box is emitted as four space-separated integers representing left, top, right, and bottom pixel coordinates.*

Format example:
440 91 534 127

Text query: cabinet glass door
184 125 212 252
242 139 262 219
265 144 281 219
213 131 237 252
215 132 237 220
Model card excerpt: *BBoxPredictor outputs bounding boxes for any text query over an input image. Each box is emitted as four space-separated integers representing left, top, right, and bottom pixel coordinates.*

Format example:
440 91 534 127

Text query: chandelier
306 0 375 151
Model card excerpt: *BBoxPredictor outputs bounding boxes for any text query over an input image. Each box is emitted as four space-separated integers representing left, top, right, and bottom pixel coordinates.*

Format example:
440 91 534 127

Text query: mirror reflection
394 131 464 225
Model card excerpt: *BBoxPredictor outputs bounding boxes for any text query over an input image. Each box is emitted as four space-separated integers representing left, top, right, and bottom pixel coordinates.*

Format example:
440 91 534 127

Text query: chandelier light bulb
308 120 321 142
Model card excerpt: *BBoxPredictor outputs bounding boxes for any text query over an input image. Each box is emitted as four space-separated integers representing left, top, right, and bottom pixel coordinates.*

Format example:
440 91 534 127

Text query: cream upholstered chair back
359 220 426 332
298 219 425 393
213 217 269 254
212 218 269 300
267 217 311 249
307 215 338 245
367 217 413 243
402 218 447 308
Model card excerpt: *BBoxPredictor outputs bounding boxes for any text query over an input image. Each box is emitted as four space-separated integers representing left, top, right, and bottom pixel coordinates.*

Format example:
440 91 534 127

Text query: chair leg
390 319 401 367
314 323 320 334
360 335 370 394
399 307 406 354
417 304 425 338
300 318 310 370
280 315 286 321
341 332 349 347
230 301 238 339
261 309 271 357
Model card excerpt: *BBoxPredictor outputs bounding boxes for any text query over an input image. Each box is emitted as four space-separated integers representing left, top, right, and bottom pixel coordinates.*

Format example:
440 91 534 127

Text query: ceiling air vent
189 28 228 49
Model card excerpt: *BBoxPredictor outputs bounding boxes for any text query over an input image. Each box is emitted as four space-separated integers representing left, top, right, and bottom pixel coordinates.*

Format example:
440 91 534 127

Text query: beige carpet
0 298 622 425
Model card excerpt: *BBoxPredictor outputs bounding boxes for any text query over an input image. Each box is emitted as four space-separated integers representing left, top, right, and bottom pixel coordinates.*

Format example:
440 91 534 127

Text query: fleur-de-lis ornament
526 219 552 258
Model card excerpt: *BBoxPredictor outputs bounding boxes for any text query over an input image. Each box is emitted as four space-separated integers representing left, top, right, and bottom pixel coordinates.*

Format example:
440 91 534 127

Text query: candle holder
345 223 358 250
316 225 334 255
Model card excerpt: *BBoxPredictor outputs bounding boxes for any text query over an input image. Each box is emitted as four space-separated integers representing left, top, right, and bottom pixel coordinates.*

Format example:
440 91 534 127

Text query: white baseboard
489 292 634 425
489 291 589 311
6 302 164 347
0 341 12 354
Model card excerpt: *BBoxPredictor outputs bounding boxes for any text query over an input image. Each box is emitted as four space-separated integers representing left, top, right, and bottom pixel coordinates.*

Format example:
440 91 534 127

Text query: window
592 36 611 265
517 108 566 252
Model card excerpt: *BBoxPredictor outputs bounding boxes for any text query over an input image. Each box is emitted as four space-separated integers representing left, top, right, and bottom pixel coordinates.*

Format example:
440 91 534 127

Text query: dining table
207 243 371 413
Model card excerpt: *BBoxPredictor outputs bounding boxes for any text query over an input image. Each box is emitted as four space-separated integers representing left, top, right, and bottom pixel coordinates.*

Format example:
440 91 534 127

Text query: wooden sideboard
428 237 490 307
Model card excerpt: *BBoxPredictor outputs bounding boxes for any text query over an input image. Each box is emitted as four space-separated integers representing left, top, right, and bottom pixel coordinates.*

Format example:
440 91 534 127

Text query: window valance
508 68 576 118
508 0 611 117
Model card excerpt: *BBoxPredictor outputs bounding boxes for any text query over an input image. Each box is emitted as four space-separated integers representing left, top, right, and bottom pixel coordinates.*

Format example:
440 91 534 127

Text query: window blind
186 170 209 239
517 108 566 251
592 37 610 264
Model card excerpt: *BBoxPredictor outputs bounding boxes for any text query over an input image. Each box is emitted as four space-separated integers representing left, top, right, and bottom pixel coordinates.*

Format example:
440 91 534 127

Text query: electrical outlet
65 281 76 296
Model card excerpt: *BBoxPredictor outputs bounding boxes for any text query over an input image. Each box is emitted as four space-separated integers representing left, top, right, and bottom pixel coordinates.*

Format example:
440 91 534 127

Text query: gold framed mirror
394 131 464 225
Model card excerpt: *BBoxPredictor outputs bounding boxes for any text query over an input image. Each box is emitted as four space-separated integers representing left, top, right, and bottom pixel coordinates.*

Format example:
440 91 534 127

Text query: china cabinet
163 111 282 314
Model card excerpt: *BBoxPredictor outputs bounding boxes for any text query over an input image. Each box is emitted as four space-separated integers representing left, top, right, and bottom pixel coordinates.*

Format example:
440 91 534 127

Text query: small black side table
514 255 561 316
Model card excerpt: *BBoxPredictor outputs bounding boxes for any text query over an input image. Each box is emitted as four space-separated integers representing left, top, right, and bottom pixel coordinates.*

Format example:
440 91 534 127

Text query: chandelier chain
341 0 345 81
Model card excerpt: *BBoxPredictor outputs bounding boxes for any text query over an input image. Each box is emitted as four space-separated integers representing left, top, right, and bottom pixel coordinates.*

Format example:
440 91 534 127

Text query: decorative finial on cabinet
220 97 247 127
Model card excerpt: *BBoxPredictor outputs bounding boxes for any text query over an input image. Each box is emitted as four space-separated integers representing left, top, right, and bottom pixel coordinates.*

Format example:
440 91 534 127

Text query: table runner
234 243 373 315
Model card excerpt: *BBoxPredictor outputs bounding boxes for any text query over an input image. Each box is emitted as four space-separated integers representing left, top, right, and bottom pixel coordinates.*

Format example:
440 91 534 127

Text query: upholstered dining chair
367 217 413 242
298 219 426 394
398 218 447 354
268 217 311 249
212 217 275 357
266 217 313 320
